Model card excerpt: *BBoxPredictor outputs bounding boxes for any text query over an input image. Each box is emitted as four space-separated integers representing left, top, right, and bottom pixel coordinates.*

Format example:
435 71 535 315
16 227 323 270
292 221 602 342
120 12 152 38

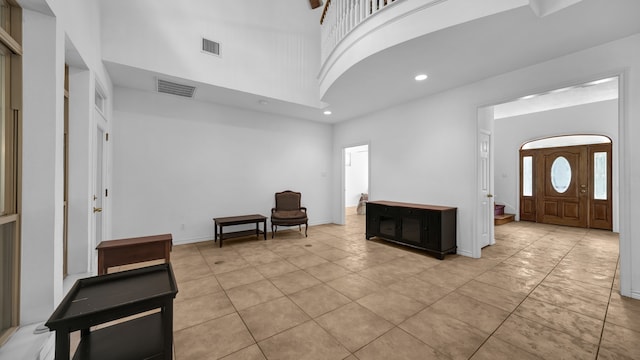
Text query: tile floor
167 214 640 359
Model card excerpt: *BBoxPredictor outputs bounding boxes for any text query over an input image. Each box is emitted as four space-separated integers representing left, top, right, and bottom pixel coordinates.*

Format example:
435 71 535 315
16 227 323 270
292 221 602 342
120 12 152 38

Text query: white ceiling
105 0 640 124
494 77 618 119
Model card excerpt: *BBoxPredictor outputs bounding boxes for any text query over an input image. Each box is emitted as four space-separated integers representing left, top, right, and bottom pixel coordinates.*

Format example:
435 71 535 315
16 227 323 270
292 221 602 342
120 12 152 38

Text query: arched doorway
519 135 612 230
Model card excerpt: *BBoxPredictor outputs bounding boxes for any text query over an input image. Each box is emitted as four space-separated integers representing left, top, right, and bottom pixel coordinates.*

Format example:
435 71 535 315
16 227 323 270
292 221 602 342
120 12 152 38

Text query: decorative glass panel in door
594 152 607 200
550 156 571 193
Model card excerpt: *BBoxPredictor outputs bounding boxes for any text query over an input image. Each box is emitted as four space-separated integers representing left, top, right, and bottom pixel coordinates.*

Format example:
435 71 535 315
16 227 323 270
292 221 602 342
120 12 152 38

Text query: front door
536 146 588 227
520 142 612 230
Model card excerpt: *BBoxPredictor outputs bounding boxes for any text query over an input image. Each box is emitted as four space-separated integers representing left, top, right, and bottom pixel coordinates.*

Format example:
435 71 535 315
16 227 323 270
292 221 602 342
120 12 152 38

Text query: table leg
219 226 224 248
55 331 70 360
255 222 259 239
163 303 174 360
98 251 104 275
263 219 267 240
214 222 218 243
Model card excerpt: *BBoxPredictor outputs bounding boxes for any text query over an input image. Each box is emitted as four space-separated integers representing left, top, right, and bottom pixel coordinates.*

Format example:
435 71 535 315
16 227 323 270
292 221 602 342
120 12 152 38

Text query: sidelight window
522 156 533 196
594 152 607 200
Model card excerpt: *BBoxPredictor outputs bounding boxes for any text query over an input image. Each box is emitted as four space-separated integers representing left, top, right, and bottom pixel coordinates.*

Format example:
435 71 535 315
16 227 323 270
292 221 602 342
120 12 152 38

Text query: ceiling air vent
202 38 220 56
156 79 196 98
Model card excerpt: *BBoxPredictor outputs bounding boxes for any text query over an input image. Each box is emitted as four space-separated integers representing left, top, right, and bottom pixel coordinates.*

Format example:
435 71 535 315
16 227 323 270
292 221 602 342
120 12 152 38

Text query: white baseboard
456 248 473 258
0 323 52 360
172 236 212 246
38 335 54 360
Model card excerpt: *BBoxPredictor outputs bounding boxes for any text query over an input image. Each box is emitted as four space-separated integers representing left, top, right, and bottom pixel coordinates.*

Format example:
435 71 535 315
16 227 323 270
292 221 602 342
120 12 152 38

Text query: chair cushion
272 210 307 220
275 193 301 211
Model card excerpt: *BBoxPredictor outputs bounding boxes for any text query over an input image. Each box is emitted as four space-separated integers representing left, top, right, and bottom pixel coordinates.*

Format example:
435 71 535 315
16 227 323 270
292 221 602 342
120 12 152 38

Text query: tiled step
495 213 515 225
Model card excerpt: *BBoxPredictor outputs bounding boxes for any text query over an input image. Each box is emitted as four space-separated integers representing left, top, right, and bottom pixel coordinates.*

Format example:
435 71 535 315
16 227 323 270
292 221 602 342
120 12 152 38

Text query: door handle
93 207 103 213
487 194 494 198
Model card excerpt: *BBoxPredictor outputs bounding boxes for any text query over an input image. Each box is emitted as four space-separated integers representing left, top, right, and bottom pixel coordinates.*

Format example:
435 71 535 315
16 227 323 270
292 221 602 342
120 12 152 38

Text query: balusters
320 0 402 63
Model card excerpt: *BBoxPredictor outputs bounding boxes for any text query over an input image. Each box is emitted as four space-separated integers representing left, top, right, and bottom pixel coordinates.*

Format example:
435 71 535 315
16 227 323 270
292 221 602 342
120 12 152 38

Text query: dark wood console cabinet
366 201 457 259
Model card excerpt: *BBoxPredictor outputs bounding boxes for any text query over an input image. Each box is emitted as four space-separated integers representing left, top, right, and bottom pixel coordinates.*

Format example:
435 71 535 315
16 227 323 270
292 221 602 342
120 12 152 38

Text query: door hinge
105 133 109 141
105 189 108 197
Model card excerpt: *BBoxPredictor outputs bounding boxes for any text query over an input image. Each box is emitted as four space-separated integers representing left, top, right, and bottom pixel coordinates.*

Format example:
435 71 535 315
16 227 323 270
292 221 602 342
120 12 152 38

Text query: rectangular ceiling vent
202 38 220 56
156 79 196 98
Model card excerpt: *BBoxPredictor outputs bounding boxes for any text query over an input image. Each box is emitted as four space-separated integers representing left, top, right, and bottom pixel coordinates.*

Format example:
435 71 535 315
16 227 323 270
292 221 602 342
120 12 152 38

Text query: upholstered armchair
271 190 308 238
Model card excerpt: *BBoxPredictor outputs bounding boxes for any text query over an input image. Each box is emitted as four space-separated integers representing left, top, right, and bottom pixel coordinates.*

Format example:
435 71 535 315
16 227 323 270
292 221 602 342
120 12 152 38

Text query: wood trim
0 27 21 55
0 1 22 342
0 213 17 225
9 2 20 46
0 326 17 347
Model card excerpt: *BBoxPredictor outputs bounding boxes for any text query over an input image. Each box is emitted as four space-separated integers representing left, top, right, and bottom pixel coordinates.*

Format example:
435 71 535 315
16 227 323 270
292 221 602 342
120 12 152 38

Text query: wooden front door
537 146 588 227
520 143 612 230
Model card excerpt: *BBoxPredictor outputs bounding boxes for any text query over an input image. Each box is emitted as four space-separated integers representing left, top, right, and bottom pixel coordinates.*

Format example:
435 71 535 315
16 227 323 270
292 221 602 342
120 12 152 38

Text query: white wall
345 146 369 207
19 0 114 326
494 99 618 230
21 8 65 325
333 33 640 299
66 68 92 274
100 0 322 108
111 87 333 244
334 89 477 255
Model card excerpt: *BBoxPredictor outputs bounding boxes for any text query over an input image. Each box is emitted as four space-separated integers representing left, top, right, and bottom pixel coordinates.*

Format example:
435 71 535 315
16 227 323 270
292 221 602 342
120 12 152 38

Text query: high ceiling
105 0 640 124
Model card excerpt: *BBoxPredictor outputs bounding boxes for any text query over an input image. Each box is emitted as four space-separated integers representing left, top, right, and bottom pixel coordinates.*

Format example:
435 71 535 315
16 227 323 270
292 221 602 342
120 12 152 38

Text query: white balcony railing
320 0 400 63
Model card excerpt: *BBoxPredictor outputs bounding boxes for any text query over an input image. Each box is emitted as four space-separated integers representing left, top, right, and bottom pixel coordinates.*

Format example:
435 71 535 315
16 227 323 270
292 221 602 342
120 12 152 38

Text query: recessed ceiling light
324 110 332 115
259 99 268 105
414 74 428 81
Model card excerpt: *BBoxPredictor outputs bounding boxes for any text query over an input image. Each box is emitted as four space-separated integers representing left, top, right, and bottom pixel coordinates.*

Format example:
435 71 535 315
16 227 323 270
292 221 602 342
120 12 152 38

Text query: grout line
595 254 620 359
173 221 619 360
468 227 594 359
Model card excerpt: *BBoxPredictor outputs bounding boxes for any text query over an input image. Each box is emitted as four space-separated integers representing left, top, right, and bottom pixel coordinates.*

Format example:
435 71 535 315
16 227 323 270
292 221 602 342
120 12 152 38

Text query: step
495 213 515 225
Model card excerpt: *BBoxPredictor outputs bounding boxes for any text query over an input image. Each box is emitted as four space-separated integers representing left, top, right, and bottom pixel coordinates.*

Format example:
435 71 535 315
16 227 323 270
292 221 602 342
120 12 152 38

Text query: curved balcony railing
320 0 400 64
317 0 530 97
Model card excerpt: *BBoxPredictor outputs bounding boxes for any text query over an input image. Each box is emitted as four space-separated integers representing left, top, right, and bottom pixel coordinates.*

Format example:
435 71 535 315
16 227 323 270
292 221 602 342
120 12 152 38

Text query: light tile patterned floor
168 214 640 359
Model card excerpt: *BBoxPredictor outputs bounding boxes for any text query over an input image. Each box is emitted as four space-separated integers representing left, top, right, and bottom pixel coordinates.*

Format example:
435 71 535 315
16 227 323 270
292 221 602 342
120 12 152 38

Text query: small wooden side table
45 264 178 360
213 214 267 247
96 233 172 275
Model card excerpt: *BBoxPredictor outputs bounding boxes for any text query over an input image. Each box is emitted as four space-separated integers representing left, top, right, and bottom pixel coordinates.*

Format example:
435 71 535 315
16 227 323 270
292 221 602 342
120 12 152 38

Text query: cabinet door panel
424 211 442 251
400 215 422 245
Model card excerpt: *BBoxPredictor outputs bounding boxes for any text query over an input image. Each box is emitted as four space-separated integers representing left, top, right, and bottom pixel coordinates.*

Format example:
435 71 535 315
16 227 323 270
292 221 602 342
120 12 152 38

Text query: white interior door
478 130 494 250
91 119 107 272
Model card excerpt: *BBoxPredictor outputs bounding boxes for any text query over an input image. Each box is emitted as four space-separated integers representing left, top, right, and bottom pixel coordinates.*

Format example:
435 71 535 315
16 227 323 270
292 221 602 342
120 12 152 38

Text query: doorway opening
344 145 369 224
519 135 612 230
477 75 619 258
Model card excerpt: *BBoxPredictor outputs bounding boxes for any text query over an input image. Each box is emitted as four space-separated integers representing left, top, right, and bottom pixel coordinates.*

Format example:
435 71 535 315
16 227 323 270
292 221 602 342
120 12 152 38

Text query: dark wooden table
213 214 267 247
96 233 172 275
45 264 178 360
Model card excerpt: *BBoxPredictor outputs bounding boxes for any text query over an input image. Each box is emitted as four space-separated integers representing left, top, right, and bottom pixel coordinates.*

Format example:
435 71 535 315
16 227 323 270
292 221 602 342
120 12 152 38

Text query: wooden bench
96 234 172 275
213 214 267 247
